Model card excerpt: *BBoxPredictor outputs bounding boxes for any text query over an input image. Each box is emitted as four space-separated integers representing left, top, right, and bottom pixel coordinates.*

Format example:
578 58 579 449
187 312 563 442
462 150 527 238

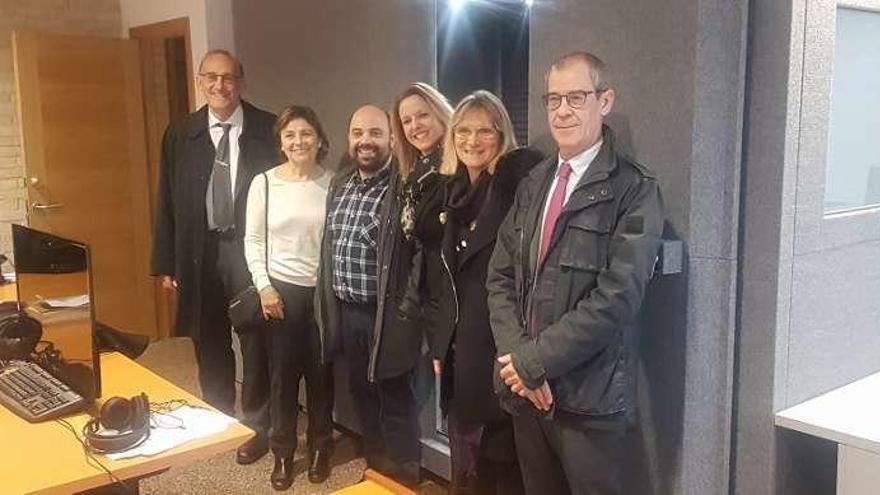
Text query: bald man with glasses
487 51 665 494
151 50 278 465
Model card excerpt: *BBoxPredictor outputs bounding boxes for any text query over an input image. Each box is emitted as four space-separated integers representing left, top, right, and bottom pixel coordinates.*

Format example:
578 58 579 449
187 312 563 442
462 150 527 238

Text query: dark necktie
537 161 572 268
207 122 233 231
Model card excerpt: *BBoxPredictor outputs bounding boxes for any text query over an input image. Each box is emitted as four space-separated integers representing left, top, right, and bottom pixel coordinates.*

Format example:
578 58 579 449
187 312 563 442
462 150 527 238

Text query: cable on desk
54 417 136 495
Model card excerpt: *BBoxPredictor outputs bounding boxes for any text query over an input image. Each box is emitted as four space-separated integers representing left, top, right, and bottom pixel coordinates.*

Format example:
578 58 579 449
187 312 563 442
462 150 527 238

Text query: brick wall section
0 0 120 268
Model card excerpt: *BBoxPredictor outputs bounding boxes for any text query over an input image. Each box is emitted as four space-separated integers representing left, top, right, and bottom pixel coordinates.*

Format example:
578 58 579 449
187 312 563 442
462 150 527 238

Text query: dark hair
199 49 245 78
273 105 330 163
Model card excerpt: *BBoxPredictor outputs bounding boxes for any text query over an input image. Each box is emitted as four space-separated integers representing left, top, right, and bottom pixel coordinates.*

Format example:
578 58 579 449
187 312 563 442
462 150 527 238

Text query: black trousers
448 407 525 495
239 279 333 456
338 299 420 477
193 232 238 415
512 411 624 495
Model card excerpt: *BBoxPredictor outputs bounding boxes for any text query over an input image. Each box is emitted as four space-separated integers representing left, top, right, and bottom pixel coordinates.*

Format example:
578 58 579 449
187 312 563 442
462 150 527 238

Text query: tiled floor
134 337 445 494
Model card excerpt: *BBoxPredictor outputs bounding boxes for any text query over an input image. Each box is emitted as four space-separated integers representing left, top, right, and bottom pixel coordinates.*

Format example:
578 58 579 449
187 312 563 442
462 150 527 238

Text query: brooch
439 211 448 225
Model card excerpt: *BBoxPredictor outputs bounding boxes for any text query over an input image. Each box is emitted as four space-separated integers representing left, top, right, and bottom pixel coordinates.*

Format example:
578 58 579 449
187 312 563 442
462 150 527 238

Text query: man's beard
350 143 389 173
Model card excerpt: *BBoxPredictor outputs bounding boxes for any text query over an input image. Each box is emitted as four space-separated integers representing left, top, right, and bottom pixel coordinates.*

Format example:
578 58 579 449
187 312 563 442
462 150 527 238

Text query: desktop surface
1 352 254 495
776 371 880 455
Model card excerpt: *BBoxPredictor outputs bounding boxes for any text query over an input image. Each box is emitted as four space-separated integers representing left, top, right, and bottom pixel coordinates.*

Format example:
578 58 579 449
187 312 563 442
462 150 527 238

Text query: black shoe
307 450 331 483
236 436 268 465
271 452 295 491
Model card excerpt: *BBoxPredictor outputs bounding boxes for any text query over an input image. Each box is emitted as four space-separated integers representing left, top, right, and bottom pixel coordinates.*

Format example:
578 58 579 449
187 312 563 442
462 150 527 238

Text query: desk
775 372 880 494
1 352 254 494
1 281 15 302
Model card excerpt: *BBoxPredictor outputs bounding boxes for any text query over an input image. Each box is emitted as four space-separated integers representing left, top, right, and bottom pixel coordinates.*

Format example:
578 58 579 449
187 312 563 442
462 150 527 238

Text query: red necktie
537 162 572 268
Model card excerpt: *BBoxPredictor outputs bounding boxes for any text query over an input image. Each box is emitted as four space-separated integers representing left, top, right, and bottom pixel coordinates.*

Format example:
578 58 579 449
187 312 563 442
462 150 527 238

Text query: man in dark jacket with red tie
487 51 664 494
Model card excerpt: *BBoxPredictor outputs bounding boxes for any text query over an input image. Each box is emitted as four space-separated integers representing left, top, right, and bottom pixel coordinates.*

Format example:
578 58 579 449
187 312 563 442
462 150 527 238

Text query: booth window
824 7 880 213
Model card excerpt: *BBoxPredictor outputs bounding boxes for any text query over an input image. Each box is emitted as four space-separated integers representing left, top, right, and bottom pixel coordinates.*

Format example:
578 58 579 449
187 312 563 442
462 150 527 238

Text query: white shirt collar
208 103 244 129
557 138 603 176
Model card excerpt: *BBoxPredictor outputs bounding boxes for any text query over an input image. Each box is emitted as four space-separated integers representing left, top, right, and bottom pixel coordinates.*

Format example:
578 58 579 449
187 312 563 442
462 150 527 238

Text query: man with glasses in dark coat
151 49 277 463
488 51 664 494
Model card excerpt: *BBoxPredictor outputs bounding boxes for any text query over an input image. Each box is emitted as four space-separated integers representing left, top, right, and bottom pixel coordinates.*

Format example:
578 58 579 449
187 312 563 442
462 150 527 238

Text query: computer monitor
12 224 101 401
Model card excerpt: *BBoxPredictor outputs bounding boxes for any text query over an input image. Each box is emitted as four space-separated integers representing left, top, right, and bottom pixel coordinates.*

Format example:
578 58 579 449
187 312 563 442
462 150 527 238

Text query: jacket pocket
558 209 611 273
556 209 611 318
552 341 626 416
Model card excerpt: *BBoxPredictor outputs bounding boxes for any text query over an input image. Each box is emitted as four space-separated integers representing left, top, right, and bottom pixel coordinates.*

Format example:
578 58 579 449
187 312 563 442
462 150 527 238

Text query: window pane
825 7 880 213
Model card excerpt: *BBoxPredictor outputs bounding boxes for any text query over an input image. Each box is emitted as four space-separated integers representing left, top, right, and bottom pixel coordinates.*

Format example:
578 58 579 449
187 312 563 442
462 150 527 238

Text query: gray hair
544 50 609 91
199 49 244 78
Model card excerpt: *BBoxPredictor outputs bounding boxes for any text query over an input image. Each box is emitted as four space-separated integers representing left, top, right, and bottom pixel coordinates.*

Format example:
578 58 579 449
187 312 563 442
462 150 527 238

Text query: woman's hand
259 286 284 320
433 359 442 376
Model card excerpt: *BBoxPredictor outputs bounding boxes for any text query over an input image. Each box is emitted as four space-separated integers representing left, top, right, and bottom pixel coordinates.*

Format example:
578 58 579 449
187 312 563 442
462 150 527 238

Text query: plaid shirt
329 165 391 303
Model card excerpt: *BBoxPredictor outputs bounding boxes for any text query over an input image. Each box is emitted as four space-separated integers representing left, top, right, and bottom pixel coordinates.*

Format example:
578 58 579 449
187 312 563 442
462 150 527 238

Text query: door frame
129 17 195 340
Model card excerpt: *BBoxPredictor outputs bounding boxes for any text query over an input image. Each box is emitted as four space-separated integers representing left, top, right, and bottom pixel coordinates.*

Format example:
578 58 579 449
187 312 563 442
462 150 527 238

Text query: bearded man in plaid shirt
316 104 420 483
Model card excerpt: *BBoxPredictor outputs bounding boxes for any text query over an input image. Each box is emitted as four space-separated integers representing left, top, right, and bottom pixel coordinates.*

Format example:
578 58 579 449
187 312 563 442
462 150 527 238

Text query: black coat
369 150 446 381
151 102 278 339
430 148 544 424
487 126 664 421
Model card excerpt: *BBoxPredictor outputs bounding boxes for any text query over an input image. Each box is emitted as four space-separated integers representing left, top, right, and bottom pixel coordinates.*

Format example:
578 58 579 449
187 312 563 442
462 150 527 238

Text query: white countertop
776 371 880 454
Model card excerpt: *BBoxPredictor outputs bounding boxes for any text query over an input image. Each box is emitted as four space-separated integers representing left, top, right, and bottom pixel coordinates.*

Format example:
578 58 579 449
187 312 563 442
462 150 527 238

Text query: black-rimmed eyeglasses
542 89 605 110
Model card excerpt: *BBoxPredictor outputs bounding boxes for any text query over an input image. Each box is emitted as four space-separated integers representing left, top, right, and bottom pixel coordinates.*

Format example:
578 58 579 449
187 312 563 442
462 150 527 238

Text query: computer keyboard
0 360 85 422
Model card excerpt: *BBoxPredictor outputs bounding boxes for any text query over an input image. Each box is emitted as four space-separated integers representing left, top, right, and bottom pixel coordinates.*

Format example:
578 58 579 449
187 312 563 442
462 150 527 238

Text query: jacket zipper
317 179 340 366
417 167 436 184
440 250 459 324
368 174 397 383
519 228 529 328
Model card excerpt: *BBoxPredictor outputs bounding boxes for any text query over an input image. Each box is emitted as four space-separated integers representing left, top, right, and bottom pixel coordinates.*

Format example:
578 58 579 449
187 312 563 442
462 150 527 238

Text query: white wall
119 0 234 107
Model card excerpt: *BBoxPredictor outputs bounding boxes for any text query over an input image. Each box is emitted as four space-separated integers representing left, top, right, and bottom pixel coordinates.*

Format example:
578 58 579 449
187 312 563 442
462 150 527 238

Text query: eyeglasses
453 126 498 142
199 72 240 85
542 90 605 110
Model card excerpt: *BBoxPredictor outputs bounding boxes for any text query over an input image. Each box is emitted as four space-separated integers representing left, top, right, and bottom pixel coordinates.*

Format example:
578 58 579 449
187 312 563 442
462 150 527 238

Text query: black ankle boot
236 436 268 465
308 449 331 483
271 451 295 491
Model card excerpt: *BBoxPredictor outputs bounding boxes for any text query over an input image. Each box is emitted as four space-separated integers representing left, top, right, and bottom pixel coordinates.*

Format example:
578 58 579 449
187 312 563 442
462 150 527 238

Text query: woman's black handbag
228 285 261 329
228 172 269 330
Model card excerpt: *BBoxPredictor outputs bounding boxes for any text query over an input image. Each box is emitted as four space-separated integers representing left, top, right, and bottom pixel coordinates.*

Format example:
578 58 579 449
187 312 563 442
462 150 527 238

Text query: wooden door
12 32 158 340
130 17 195 340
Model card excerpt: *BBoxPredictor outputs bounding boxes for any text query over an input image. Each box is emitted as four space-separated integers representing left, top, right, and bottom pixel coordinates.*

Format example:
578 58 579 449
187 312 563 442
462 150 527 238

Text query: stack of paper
106 406 238 460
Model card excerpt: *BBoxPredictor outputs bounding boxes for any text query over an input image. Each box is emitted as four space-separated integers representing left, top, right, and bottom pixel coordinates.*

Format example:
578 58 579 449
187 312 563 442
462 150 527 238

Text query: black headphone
0 312 42 361
83 393 151 454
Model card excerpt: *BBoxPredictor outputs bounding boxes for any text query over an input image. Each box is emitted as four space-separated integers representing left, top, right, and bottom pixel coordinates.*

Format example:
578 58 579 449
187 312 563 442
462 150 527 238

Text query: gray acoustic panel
786 240 880 407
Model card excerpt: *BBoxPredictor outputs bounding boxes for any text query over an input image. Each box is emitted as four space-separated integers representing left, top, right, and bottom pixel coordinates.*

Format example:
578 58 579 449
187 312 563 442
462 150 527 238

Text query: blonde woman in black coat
431 90 544 494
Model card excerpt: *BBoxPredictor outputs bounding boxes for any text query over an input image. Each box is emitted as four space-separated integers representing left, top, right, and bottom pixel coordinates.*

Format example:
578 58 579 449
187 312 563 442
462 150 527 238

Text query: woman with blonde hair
431 90 544 494
365 82 453 487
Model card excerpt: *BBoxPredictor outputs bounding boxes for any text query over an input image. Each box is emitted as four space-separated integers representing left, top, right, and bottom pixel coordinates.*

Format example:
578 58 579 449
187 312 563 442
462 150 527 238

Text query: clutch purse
228 285 262 329
227 171 270 331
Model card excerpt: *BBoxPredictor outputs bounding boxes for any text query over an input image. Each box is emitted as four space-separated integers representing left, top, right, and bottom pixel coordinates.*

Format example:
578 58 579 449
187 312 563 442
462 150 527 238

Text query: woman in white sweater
243 105 334 490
